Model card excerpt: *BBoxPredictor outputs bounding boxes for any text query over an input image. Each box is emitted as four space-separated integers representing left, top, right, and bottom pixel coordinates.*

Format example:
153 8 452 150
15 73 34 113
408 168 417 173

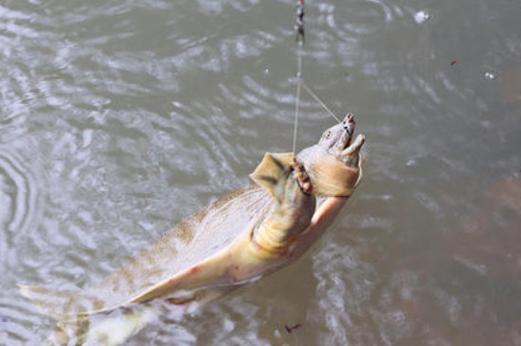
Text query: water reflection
0 148 40 266
1 0 521 344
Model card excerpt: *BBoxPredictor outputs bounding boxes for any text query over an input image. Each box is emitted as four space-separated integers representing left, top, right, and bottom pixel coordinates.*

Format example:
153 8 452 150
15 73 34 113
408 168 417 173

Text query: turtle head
297 113 365 197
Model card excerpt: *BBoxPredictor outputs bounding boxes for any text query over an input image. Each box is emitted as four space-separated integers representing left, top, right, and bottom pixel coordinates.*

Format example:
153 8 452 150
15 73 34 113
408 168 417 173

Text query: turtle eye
324 131 331 139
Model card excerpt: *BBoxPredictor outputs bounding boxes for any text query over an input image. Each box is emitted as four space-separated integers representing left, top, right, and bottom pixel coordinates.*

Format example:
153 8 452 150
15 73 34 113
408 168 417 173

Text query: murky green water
1 0 521 345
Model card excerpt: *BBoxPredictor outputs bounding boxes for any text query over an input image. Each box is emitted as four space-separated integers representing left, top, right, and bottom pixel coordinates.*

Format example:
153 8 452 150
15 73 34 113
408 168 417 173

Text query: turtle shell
20 185 273 317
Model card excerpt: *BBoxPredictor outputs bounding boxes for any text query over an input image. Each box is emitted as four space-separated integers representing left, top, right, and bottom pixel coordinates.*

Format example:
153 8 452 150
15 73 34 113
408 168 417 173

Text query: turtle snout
342 112 355 141
332 113 365 167
333 113 356 151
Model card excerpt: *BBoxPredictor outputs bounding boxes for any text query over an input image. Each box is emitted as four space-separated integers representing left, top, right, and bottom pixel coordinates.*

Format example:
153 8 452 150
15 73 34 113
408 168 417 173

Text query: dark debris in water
284 323 302 334
450 60 457 66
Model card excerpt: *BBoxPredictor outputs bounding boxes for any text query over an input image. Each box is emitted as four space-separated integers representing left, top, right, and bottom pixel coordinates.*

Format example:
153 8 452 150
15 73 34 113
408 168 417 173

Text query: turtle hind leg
53 305 159 346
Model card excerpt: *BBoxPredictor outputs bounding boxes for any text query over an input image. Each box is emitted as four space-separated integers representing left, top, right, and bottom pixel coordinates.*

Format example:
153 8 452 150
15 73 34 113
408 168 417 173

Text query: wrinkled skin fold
19 114 365 345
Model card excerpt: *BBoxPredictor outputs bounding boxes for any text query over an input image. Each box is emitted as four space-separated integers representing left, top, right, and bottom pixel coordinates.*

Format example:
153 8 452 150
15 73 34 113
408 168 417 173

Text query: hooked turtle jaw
335 112 356 150
296 113 365 197
321 113 365 168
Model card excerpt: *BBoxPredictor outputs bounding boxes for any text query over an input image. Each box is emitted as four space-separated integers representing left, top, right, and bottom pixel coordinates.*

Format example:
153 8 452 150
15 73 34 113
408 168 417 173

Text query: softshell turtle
19 114 365 345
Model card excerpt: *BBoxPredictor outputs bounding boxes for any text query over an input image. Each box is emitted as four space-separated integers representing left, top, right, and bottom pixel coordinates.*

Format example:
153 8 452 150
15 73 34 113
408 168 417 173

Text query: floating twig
284 323 302 334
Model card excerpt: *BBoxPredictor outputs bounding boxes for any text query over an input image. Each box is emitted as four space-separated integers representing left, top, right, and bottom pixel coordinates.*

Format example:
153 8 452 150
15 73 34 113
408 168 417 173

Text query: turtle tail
55 304 159 346
19 283 159 345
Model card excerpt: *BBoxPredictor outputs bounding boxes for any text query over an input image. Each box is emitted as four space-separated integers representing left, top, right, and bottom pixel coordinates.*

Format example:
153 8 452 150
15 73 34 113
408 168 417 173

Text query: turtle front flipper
249 152 316 256
249 152 294 203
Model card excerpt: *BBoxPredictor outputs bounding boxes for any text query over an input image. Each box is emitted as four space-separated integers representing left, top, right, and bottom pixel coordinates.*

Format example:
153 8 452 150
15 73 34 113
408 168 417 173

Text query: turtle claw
291 158 313 194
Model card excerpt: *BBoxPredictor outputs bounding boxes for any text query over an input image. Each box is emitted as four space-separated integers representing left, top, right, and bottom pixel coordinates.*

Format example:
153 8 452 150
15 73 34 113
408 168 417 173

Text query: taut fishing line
291 0 342 153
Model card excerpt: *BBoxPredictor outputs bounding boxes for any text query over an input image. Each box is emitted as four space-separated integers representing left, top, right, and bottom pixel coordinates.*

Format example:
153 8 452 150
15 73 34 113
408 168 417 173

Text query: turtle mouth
295 114 365 196
331 113 365 167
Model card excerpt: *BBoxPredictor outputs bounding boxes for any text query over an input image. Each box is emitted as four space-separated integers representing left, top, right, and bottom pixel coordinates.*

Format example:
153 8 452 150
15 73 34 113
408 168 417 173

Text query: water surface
1 0 521 345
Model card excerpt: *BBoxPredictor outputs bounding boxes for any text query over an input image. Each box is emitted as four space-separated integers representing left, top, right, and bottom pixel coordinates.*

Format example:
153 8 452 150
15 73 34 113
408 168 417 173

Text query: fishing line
291 0 342 153
301 80 342 123
292 0 305 154
292 45 303 154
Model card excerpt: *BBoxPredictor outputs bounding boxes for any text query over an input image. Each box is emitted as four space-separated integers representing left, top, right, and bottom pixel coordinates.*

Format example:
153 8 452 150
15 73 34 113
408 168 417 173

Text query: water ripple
1 0 520 344
319 0 395 38
0 298 44 344
0 149 40 266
